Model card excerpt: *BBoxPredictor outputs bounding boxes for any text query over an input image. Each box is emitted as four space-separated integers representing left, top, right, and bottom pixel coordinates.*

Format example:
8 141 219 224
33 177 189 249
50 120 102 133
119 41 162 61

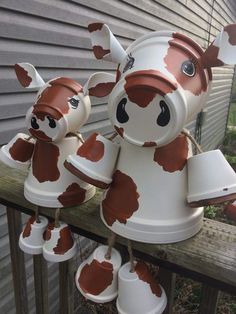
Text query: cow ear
88 23 127 63
14 63 45 89
84 72 116 97
200 24 236 68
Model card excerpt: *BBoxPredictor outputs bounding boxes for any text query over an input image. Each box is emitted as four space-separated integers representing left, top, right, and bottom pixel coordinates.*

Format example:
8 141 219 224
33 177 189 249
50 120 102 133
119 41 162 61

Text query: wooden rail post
59 260 74 314
33 255 49 314
6 207 28 314
159 268 176 314
199 284 219 314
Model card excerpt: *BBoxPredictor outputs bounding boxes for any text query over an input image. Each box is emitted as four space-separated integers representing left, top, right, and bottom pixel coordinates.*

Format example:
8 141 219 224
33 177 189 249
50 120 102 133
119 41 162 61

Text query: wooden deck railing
0 163 236 314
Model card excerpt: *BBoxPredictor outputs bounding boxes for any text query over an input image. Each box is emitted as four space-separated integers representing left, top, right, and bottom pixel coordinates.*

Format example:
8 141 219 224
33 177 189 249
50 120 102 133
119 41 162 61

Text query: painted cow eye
69 98 79 109
47 116 56 128
31 117 39 129
181 60 195 77
157 101 170 127
116 98 129 123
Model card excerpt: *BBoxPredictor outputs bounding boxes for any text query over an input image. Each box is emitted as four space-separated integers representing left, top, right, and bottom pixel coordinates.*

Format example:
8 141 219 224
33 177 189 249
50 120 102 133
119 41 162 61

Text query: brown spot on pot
102 170 139 226
114 125 124 138
43 223 54 241
79 259 113 295
58 182 86 207
92 46 111 59
32 141 60 182
224 24 236 45
135 262 162 297
88 23 104 32
88 82 115 97
165 36 209 95
34 77 82 120
124 70 177 107
200 44 224 69
53 226 74 255
154 134 188 172
29 129 52 142
77 133 105 162
143 141 157 147
9 138 34 162
22 216 36 238
14 64 32 87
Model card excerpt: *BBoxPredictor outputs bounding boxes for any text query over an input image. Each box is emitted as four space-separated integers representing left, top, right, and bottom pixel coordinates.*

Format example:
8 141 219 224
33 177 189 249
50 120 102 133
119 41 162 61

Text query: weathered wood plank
33 255 49 314
0 164 236 294
199 284 219 314
6 207 28 314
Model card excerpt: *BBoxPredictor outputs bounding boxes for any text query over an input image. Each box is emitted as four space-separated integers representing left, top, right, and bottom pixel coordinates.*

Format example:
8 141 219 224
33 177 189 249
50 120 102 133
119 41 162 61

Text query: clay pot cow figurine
0 63 115 261
66 23 236 244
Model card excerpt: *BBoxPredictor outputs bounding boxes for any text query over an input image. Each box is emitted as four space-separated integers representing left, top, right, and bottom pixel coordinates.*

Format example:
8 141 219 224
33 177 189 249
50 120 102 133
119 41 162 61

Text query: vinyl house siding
0 0 235 312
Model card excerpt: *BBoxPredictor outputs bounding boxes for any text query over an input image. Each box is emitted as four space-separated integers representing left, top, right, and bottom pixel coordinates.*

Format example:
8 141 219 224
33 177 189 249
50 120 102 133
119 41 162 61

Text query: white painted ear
88 23 127 63
14 63 45 89
201 24 236 68
83 72 116 97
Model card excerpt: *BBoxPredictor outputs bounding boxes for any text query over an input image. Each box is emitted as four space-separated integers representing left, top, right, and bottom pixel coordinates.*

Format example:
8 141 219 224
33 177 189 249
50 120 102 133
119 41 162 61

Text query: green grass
228 102 236 126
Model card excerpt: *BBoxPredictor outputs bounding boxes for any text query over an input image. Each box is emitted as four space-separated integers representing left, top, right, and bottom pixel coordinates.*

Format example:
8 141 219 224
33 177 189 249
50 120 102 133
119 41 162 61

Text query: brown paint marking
43 223 54 241
15 64 32 87
124 70 177 107
9 138 34 162
77 133 105 162
135 262 162 297
32 141 60 182
64 160 109 189
34 77 82 120
224 24 236 45
93 46 111 59
165 37 208 96
189 193 236 208
53 226 74 255
116 66 121 82
224 202 236 221
22 216 36 238
88 82 115 97
88 23 104 32
102 170 139 226
154 135 188 172
58 182 86 207
200 44 224 69
143 141 157 147
114 125 124 138
29 129 52 142
79 259 113 295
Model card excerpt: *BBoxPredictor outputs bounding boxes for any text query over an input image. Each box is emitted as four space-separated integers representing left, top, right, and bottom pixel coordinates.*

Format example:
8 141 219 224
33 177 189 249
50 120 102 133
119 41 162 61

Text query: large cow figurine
66 23 236 244
0 63 114 261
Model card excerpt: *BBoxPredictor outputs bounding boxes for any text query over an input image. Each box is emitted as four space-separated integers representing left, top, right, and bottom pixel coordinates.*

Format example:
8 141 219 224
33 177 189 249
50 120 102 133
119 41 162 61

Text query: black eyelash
190 58 198 67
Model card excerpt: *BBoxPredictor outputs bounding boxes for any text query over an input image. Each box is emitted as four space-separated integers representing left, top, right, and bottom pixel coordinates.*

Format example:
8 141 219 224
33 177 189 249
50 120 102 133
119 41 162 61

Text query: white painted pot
187 150 236 207
100 139 203 244
75 245 122 303
0 133 34 170
116 262 167 314
19 215 48 255
24 136 95 208
43 222 77 262
66 133 120 189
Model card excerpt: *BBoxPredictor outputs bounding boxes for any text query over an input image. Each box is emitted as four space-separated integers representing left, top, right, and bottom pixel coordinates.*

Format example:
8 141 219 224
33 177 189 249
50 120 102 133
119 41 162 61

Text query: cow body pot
66 24 236 243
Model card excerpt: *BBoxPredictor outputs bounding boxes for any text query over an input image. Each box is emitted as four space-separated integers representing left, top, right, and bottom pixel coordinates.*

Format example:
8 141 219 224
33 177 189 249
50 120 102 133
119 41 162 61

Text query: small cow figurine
66 23 236 244
0 63 114 261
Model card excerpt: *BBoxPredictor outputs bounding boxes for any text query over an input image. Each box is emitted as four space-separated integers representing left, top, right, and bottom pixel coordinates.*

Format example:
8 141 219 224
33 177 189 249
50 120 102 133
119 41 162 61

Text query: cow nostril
31 117 39 129
157 100 170 127
116 98 129 124
47 116 56 128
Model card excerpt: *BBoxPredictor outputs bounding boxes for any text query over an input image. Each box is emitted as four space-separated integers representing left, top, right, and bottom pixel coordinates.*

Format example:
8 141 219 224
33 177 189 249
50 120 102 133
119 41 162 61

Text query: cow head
15 63 115 142
89 23 236 147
